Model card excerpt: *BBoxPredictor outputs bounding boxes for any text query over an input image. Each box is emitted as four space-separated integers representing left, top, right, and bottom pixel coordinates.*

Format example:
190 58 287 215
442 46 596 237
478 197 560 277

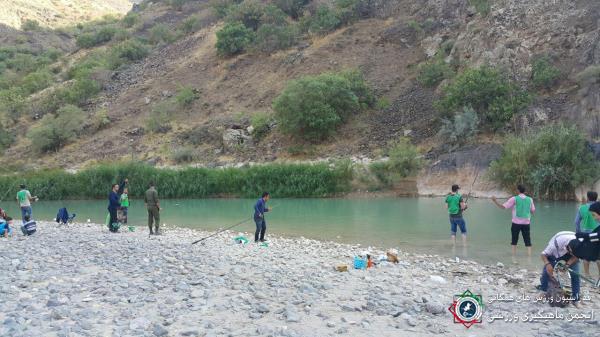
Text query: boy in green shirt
445 184 467 245
574 191 599 277
120 187 130 224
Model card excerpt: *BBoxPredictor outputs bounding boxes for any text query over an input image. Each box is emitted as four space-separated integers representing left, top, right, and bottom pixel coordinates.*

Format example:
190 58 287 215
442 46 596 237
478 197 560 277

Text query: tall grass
0 162 353 200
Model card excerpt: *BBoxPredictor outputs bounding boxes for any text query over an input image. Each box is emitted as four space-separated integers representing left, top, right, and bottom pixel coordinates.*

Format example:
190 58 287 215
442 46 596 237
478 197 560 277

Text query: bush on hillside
216 22 256 56
273 70 373 141
149 24 177 45
180 15 202 34
59 78 102 106
146 102 174 133
211 0 244 19
170 0 190 10
175 86 199 108
335 0 369 25
417 57 454 87
76 26 117 49
21 19 41 31
20 69 53 95
274 0 309 19
575 65 600 85
438 106 479 148
469 0 491 16
301 5 341 35
369 138 423 185
0 124 15 153
489 124 599 200
436 66 530 131
251 112 274 141
122 12 140 28
171 147 197 163
111 39 149 63
255 23 298 53
0 89 26 121
226 0 266 31
27 105 86 153
531 56 560 89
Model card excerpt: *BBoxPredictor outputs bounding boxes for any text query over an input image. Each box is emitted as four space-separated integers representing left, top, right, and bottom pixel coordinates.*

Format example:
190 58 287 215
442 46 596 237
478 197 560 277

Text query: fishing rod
191 203 279 245
462 170 480 210
556 260 600 288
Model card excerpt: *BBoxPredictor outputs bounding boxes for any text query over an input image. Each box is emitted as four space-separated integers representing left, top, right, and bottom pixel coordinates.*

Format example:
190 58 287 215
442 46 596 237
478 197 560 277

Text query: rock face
222 129 253 152
0 221 598 337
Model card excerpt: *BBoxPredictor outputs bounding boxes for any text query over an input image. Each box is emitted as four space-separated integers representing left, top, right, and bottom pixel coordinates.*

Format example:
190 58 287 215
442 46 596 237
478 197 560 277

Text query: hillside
0 0 133 29
0 0 599 197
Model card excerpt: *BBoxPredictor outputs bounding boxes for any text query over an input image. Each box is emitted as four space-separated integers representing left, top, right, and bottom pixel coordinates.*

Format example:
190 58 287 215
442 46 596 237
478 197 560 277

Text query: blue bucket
353 256 366 270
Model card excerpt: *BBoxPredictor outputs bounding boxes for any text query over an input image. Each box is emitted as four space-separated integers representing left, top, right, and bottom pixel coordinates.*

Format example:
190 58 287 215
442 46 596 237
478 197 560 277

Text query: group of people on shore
0 184 38 238
445 184 600 307
106 179 161 235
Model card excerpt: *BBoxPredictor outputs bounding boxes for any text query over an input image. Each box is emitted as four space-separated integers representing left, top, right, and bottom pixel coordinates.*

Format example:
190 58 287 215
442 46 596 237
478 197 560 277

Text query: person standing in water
16 184 37 225
492 184 536 261
574 191 600 277
445 184 467 245
144 182 161 235
108 184 121 233
254 192 270 243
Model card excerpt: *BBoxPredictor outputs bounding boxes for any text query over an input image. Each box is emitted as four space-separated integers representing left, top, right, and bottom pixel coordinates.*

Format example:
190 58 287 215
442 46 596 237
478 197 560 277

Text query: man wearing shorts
445 184 467 245
492 184 536 260
574 191 600 277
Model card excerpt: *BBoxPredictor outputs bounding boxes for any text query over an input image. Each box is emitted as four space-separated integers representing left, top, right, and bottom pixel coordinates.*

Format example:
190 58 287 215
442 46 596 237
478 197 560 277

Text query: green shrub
89 109 111 131
149 24 177 45
417 58 454 87
122 13 140 28
375 97 390 110
469 0 491 16
489 124 599 200
302 5 341 35
170 0 190 10
146 102 174 133
438 106 479 148
175 86 199 108
76 26 117 48
531 56 560 89
216 22 256 56
20 69 53 95
261 4 288 26
181 15 202 34
27 105 86 153
0 124 14 153
226 0 266 31
255 23 298 53
436 66 530 131
369 138 423 185
76 33 99 48
21 19 41 31
0 161 352 199
59 78 102 106
335 0 367 25
211 0 243 19
251 112 274 140
273 70 373 141
111 39 149 63
171 147 196 163
274 0 309 19
0 89 26 121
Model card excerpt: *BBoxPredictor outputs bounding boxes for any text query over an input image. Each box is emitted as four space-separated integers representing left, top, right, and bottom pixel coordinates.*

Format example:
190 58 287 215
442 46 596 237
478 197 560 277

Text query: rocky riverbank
1 222 598 337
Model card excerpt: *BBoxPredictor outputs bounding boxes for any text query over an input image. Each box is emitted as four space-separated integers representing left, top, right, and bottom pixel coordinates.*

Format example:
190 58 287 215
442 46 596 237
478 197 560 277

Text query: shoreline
2 222 598 336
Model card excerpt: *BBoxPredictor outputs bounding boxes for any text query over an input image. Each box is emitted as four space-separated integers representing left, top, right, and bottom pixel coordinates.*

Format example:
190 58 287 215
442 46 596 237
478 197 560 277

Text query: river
2 197 582 267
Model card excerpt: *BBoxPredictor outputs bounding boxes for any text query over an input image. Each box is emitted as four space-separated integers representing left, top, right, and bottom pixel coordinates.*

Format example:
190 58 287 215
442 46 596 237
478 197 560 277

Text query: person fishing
144 182 160 235
254 192 271 243
107 184 121 233
445 184 467 246
538 231 582 307
575 191 600 277
16 184 37 225
492 184 535 261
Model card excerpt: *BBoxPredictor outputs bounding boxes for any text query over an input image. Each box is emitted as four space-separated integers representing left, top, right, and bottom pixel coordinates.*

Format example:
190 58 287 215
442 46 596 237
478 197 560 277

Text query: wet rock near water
0 222 598 336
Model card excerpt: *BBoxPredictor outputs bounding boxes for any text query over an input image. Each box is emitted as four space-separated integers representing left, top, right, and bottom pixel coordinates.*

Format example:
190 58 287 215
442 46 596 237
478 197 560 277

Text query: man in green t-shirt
574 191 600 277
16 184 37 225
445 184 467 245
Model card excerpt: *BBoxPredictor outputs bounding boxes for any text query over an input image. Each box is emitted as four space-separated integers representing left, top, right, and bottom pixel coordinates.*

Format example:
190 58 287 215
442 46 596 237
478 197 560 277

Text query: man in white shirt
539 231 581 306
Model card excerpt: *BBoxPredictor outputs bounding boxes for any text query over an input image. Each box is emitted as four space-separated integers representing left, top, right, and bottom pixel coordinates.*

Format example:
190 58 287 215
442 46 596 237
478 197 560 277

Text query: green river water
2 197 581 267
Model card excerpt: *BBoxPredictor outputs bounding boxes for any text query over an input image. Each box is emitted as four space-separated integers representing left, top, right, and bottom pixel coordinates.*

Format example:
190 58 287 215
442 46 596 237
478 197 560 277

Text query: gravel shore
1 222 598 337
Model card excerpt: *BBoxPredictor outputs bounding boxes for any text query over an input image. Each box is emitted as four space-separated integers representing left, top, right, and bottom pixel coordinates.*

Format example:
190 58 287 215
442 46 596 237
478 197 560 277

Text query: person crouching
21 215 36 236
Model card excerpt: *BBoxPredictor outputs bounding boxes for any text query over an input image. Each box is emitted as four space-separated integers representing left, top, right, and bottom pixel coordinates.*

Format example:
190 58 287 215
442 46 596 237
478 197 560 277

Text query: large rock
222 129 253 152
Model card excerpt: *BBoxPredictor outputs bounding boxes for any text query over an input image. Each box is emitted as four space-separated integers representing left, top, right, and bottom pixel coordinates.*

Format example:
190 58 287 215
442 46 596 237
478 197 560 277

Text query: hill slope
0 0 598 196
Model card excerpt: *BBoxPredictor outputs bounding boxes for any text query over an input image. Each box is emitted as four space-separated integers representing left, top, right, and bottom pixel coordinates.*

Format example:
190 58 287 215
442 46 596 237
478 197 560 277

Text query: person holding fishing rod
445 184 468 246
491 184 536 261
16 184 38 225
254 192 271 243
